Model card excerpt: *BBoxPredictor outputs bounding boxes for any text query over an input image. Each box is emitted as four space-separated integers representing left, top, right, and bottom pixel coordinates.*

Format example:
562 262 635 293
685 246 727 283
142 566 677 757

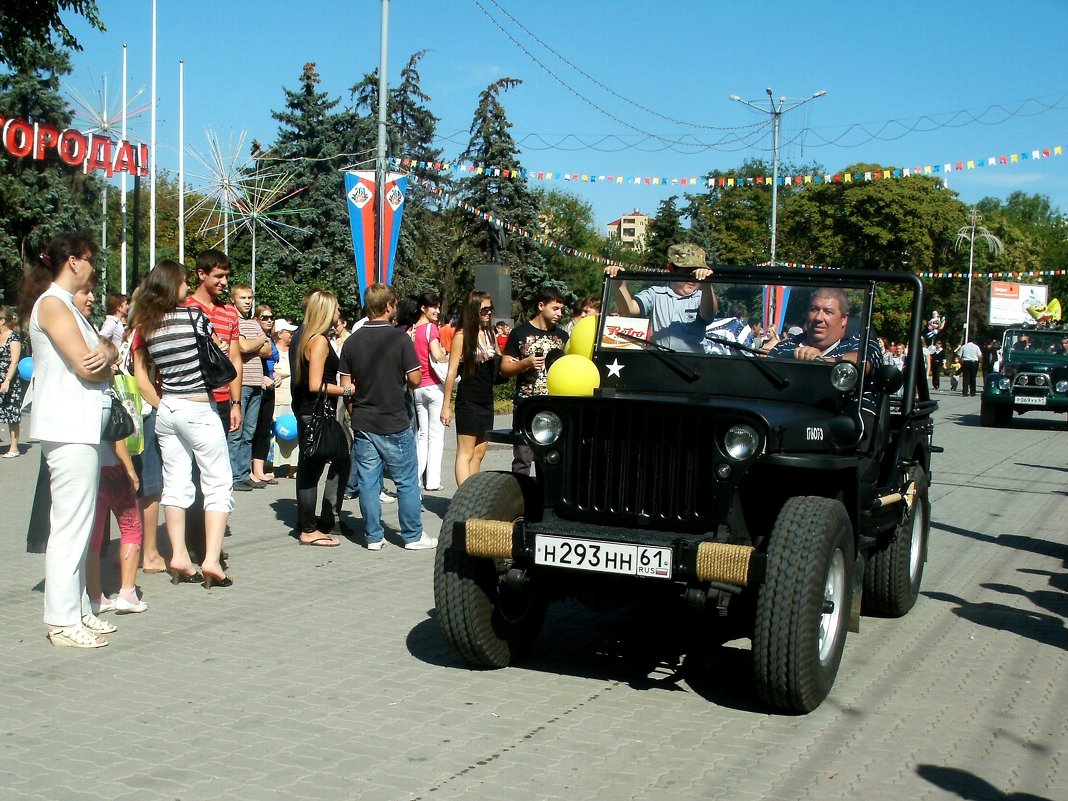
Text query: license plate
1015 395 1047 406
534 535 673 579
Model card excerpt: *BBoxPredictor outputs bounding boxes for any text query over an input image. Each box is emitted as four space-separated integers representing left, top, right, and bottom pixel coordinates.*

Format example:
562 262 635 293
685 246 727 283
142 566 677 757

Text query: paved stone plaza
0 397 1064 800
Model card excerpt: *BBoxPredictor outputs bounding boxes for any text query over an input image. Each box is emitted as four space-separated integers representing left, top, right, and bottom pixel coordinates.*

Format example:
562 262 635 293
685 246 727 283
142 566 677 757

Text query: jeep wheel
863 466 930 617
434 471 547 668
979 398 996 427
753 496 854 713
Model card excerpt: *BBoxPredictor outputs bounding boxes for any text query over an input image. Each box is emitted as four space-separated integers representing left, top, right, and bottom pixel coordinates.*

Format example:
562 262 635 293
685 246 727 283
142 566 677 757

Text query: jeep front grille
558 404 717 530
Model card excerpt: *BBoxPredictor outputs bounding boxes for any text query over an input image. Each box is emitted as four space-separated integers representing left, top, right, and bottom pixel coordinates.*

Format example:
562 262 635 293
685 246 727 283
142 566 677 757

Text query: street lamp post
728 88 826 266
954 208 1004 342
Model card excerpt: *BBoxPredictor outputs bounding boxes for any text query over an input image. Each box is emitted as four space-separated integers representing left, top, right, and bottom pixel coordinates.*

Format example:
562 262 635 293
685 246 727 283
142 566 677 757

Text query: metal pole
728 88 825 266
149 0 157 264
769 102 781 266
375 0 390 285
178 59 185 264
965 211 976 342
120 43 128 293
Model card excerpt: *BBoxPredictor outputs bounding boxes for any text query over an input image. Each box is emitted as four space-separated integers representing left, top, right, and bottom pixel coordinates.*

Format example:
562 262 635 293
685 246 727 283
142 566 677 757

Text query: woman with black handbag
293 290 353 547
130 261 234 589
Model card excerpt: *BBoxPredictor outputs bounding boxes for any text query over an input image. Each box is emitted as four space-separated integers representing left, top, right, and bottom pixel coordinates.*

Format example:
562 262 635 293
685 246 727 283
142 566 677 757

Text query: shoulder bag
101 389 136 441
302 383 349 462
425 324 450 384
184 306 238 389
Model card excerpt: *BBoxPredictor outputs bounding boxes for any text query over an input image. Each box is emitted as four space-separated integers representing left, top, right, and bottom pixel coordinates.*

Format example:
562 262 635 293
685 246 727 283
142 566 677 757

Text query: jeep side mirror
871 364 903 394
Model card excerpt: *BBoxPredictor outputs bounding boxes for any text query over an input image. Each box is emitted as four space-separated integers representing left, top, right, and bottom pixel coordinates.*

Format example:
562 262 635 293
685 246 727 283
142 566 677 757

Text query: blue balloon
273 413 298 441
17 357 32 382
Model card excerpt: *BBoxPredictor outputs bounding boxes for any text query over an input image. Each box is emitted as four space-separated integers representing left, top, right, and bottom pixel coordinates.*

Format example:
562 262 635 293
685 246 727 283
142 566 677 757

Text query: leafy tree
643 195 685 266
0 1 104 67
0 43 102 304
459 78 548 316
531 186 607 301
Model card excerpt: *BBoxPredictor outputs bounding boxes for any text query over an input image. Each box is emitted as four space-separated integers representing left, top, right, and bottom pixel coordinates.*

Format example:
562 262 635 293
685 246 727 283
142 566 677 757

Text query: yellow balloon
547 354 601 397
565 313 598 359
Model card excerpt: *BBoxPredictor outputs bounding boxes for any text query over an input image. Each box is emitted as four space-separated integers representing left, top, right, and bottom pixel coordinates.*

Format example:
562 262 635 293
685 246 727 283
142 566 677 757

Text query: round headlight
830 360 859 392
530 410 563 445
1057 380 1068 394
724 424 761 461
998 377 1011 391
1018 375 1030 386
1036 374 1049 386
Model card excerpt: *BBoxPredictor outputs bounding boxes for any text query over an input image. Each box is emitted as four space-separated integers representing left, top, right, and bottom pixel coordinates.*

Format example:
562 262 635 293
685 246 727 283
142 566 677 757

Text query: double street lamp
728 88 826 265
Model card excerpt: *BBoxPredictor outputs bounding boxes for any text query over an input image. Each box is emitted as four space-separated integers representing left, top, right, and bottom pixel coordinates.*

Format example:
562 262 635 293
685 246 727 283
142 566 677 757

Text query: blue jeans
227 386 261 483
354 428 422 544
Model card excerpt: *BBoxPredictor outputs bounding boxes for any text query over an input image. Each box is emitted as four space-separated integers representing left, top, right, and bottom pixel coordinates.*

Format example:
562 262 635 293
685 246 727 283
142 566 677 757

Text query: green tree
643 195 685 266
0 1 104 67
352 51 458 308
0 43 102 304
531 187 608 302
459 78 548 315
257 62 370 320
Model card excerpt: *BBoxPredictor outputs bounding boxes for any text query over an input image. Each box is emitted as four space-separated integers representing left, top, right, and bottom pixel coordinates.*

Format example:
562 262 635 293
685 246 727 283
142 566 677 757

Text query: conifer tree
0 43 102 303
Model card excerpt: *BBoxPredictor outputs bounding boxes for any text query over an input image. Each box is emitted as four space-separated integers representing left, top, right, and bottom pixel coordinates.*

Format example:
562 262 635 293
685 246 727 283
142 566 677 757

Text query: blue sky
63 0 1068 232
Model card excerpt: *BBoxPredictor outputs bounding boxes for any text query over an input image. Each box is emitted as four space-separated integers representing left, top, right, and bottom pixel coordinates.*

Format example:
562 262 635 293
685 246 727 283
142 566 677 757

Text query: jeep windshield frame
596 265 926 417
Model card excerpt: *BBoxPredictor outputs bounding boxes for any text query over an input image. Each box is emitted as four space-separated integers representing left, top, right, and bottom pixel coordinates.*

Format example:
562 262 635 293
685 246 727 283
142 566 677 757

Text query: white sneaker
379 490 397 504
113 595 149 614
366 539 384 551
90 597 117 615
404 534 438 551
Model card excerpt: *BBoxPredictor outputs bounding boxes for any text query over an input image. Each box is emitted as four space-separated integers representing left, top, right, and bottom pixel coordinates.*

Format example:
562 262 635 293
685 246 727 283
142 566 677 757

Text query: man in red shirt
184 250 243 460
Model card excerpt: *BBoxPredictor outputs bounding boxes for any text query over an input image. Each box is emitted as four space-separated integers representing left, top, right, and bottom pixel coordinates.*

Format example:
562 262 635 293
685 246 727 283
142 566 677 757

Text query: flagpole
149 0 157 265
120 43 128 293
375 0 389 285
178 59 185 264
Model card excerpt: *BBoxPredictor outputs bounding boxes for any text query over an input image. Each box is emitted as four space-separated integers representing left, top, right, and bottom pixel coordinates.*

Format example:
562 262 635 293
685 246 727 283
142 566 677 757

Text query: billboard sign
989 281 1048 326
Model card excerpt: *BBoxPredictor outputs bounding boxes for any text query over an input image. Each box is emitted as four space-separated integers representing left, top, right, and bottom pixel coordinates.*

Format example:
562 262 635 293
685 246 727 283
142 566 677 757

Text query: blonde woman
293 290 353 547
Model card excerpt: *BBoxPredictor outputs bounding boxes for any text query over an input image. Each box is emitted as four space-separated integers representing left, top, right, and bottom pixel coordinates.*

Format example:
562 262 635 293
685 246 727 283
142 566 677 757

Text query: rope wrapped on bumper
695 542 755 587
463 519 516 559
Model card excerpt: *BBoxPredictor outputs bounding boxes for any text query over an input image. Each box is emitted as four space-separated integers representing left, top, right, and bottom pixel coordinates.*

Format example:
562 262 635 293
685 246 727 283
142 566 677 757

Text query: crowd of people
12 232 588 650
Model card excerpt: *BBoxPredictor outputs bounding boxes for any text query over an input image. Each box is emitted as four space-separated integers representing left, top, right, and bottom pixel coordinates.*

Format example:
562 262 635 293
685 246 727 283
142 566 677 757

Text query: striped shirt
137 308 215 397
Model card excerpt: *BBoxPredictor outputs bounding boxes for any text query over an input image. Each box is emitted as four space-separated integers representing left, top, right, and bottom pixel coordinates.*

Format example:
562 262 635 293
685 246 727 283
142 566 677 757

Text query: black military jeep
434 266 938 713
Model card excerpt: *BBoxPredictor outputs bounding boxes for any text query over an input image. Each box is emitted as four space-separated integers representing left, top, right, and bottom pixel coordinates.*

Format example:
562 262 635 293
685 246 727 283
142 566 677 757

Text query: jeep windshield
1002 329 1068 359
596 267 886 409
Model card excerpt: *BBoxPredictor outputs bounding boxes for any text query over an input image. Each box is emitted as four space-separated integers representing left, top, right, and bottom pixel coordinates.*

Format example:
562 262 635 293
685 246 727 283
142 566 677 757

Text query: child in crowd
85 435 148 614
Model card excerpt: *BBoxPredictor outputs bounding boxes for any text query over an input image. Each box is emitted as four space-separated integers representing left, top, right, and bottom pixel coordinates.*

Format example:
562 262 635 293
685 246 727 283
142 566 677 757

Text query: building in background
606 210 650 250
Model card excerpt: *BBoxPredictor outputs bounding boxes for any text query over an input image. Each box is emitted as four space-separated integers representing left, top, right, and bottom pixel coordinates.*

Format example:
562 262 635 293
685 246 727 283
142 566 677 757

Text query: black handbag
302 383 349 461
184 307 237 389
101 392 135 441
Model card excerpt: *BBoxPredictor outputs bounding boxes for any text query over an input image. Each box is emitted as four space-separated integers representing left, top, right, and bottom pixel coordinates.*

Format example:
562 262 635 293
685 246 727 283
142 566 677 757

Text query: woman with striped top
130 261 234 589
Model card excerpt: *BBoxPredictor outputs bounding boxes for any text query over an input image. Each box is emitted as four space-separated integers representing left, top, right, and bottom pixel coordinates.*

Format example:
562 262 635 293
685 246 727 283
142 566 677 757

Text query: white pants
42 440 102 626
156 396 234 513
413 384 445 489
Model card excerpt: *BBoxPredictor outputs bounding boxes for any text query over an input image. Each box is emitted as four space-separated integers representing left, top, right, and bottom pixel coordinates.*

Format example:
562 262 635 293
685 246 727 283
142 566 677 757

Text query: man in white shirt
957 335 982 397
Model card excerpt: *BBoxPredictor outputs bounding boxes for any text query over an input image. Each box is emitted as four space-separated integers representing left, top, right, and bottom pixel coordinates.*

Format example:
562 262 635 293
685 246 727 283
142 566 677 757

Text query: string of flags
392 144 1062 190
407 177 1066 281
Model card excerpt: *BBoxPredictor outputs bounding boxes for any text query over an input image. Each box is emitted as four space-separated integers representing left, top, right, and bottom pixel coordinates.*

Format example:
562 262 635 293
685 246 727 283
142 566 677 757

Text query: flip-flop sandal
299 535 340 547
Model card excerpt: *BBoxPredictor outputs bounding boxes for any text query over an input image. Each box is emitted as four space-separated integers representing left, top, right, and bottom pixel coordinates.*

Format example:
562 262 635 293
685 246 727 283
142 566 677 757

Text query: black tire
863 465 930 617
434 471 547 668
996 404 1012 426
979 398 996 427
753 496 854 713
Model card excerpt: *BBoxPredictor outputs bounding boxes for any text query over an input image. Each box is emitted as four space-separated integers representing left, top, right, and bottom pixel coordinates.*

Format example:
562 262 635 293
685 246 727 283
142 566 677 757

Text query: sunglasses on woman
259 315 275 321
480 306 494 315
